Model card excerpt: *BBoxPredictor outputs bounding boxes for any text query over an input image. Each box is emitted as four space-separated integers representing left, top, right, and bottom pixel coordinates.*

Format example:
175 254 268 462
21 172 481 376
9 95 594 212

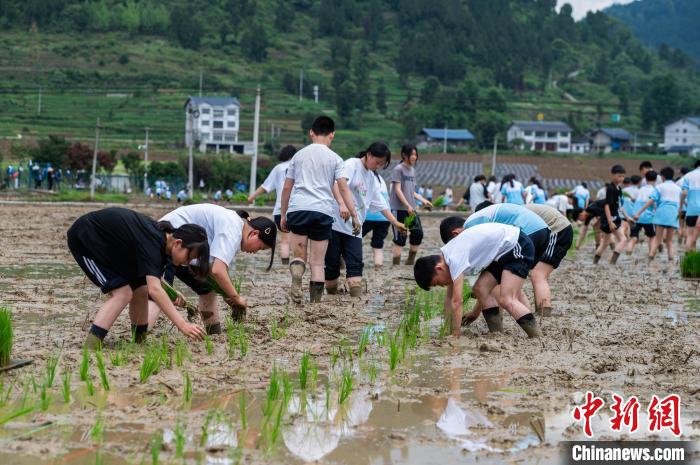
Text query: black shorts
67 232 146 293
392 210 423 247
163 260 211 295
539 225 573 269
362 220 390 249
485 232 535 284
686 215 698 228
681 211 687 220
528 228 551 265
630 222 656 239
325 230 363 280
600 217 622 234
274 214 282 230
286 210 334 241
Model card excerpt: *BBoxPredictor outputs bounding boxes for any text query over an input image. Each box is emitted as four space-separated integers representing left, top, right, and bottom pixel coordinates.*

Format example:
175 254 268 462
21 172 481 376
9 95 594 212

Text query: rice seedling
39 383 51 411
0 380 14 408
262 366 281 417
0 307 13 366
388 331 400 371
225 317 236 357
109 340 130 367
90 414 104 443
338 368 353 404
174 419 185 458
150 430 163 465
161 280 199 319
85 376 95 396
270 319 286 340
204 334 214 355
267 401 285 450
183 371 192 403
139 344 163 383
367 361 379 384
281 372 293 408
199 409 217 447
438 315 449 339
237 322 248 357
21 380 30 407
160 335 172 369
0 405 34 426
79 346 90 382
681 251 700 278
45 353 60 388
403 212 417 230
61 370 71 403
174 338 189 367
30 375 38 393
357 326 371 358
298 351 310 390
432 195 446 208
462 282 472 305
330 345 340 369
95 349 110 391
309 358 318 393
239 391 247 430
324 382 331 414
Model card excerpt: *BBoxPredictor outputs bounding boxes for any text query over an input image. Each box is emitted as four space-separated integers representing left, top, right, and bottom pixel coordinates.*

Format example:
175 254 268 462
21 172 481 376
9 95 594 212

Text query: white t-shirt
546 194 569 214
286 143 345 217
161 204 243 267
440 223 520 281
469 182 487 211
261 160 291 215
333 158 388 236
596 187 607 200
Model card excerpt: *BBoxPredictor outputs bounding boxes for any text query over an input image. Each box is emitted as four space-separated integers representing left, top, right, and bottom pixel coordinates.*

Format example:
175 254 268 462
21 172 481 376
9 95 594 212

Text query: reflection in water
437 397 498 452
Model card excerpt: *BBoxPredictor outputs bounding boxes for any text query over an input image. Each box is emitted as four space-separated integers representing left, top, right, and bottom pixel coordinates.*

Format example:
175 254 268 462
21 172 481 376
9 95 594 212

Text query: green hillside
606 0 700 63
0 0 699 160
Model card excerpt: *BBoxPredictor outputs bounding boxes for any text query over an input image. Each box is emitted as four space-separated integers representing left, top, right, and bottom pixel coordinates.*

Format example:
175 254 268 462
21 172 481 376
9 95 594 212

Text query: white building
664 116 700 155
185 96 251 154
507 120 572 153
571 136 591 154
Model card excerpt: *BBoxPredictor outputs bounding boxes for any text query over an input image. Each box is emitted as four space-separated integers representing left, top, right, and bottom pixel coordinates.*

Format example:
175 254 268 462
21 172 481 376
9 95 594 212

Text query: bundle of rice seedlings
681 251 700 278
0 307 13 366
432 195 446 208
403 213 417 230
161 280 199 321
207 274 246 320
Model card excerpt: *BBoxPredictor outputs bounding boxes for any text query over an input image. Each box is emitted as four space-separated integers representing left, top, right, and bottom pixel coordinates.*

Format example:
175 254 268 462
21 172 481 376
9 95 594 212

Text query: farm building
587 128 632 153
507 121 572 153
416 128 475 149
184 96 254 154
571 136 591 154
665 117 700 154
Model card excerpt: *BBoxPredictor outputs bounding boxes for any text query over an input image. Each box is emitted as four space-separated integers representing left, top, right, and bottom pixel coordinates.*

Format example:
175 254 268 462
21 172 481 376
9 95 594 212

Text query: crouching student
325 142 407 297
414 223 542 338
248 145 297 264
149 204 276 334
280 116 360 303
67 207 208 348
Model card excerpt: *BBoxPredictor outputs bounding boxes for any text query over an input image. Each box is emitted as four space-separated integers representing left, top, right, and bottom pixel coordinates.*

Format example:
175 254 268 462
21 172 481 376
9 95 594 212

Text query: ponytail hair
528 177 542 188
237 210 277 271
357 141 391 170
400 144 417 163
157 221 211 279
509 174 515 188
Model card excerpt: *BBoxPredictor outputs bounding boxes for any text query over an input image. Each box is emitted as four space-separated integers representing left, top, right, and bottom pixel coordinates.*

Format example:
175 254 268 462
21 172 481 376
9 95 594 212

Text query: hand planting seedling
161 280 200 322
208 274 247 322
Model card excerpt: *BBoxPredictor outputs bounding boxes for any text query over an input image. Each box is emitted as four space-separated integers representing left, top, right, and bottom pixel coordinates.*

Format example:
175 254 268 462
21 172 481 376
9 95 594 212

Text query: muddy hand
351 215 361 236
179 322 205 341
461 310 481 326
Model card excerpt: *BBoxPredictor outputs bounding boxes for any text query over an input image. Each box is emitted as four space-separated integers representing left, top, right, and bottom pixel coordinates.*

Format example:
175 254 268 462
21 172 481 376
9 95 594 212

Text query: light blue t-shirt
633 184 655 224
682 168 700 216
501 181 525 205
465 203 548 235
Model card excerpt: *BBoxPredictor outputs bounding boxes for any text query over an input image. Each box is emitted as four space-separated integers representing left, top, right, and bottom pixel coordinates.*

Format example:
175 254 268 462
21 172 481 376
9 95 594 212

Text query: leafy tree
376 79 387 114
336 80 357 117
641 74 680 131
241 21 268 62
170 4 203 49
121 152 143 177
32 136 70 168
420 77 439 104
274 0 294 32
149 161 185 179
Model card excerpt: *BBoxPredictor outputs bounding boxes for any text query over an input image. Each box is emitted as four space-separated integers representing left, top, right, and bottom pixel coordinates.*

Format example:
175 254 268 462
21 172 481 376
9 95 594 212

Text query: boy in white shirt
280 116 360 303
248 145 298 264
413 223 542 338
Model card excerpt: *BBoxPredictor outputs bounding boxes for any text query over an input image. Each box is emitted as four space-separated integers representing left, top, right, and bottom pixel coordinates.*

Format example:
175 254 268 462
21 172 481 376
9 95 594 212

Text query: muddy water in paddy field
0 204 699 464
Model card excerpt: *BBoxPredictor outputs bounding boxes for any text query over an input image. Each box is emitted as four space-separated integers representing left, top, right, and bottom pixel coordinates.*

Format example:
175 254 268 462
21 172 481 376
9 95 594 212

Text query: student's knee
473 281 491 301
111 286 133 304
497 294 516 309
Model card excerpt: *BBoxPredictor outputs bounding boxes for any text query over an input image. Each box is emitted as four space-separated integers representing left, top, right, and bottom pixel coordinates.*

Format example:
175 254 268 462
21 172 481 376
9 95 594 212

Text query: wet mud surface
0 204 699 464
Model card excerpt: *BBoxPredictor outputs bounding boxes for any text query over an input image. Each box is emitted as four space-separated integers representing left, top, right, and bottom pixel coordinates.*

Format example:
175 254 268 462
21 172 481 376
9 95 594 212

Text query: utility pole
37 87 42 116
143 127 150 193
299 70 304 102
188 116 194 199
633 133 637 153
90 118 101 200
199 69 203 97
491 135 498 176
313 85 319 104
443 125 447 154
249 85 261 197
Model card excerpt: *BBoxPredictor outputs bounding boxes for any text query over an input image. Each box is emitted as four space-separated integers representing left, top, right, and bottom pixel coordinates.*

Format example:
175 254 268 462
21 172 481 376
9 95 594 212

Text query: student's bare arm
681 190 687 212
449 275 464 336
211 258 245 308
247 186 267 204
413 191 432 208
147 276 204 340
393 181 414 214
633 199 654 221
380 209 406 231
603 203 616 231
279 178 294 231
332 181 350 220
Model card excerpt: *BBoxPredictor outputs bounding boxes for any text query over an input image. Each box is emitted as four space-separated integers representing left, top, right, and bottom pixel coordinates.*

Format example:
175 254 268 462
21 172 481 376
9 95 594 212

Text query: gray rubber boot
392 256 401 266
482 307 503 333
84 333 104 351
309 281 325 303
405 251 417 266
517 315 543 338
289 260 306 304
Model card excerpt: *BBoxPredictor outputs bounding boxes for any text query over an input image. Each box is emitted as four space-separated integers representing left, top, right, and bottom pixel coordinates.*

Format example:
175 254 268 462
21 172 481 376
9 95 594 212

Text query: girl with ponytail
325 142 407 297
149 203 276 334
500 174 526 205
66 207 208 348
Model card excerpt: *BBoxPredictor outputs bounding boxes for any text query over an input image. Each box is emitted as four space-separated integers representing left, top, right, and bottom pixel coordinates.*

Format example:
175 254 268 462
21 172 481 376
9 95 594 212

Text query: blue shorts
286 210 334 241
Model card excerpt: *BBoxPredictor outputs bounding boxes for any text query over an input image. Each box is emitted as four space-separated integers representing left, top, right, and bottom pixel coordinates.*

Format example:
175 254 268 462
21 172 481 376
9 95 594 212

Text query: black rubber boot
309 281 325 303
593 254 601 264
610 251 620 264
392 256 401 266
517 314 542 338
281 257 290 265
482 307 503 332
205 322 222 335
406 251 417 266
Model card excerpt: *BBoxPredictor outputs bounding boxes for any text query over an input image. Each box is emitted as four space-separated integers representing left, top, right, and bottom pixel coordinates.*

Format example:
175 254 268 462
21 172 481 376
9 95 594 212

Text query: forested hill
0 0 699 153
606 0 700 63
